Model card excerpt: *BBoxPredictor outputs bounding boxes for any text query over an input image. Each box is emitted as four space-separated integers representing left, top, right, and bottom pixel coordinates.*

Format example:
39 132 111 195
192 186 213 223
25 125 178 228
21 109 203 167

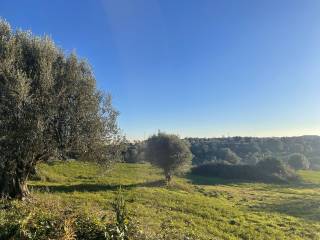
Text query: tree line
124 136 320 170
187 136 319 169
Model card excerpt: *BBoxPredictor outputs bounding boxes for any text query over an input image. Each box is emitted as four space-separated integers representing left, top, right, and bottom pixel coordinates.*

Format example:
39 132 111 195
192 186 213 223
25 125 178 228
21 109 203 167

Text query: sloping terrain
2 161 320 239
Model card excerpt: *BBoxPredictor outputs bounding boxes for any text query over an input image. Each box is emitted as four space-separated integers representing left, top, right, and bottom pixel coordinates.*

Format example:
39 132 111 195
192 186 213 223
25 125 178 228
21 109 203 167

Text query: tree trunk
0 174 30 200
165 173 172 185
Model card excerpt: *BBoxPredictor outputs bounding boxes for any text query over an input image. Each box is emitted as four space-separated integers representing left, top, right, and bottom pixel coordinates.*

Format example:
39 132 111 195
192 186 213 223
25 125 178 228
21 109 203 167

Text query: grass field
2 161 320 239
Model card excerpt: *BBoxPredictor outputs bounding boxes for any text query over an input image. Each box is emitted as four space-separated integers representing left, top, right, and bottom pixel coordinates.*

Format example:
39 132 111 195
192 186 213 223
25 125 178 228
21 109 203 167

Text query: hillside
188 136 320 167
1 161 320 239
125 136 320 169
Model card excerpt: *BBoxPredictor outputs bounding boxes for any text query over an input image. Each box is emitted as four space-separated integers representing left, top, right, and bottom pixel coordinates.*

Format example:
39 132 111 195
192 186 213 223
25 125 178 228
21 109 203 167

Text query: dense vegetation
123 136 320 182
191 157 297 183
187 136 320 168
1 161 319 239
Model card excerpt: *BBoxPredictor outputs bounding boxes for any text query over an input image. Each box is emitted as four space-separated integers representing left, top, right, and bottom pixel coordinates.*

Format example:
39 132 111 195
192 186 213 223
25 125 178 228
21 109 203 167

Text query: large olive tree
0 20 122 199
144 133 192 184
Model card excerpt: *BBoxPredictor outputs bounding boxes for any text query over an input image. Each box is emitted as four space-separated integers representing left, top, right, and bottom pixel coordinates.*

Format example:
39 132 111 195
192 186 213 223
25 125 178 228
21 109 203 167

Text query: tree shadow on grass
32 180 166 193
185 173 263 186
186 173 320 189
254 198 320 221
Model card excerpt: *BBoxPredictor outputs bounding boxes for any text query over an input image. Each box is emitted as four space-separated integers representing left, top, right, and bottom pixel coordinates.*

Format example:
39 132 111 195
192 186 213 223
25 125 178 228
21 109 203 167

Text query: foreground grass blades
1 161 320 239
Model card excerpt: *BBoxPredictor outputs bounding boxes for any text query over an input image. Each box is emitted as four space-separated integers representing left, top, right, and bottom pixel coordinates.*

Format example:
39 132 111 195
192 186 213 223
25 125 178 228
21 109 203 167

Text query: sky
1 0 320 140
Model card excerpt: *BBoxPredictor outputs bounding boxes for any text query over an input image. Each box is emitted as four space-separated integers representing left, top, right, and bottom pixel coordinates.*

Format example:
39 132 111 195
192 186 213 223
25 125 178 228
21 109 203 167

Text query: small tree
144 133 192 184
288 153 309 170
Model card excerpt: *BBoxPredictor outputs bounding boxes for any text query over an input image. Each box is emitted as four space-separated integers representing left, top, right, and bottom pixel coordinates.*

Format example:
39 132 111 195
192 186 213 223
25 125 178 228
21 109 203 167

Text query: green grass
3 161 320 239
298 170 320 184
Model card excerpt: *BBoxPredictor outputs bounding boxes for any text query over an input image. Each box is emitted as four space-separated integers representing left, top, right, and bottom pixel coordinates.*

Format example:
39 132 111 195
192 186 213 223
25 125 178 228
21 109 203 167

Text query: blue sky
1 0 320 139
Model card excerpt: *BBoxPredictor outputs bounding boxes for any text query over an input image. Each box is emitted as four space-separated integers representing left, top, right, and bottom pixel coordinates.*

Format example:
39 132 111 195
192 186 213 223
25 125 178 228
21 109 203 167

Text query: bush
123 142 145 163
0 201 64 240
256 157 286 174
191 158 296 183
73 214 106 240
288 153 309 170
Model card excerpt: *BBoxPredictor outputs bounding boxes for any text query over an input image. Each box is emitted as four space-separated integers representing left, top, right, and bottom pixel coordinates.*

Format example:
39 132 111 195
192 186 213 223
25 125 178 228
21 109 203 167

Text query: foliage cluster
123 141 145 163
187 136 319 168
288 153 310 170
191 157 297 183
0 19 122 199
144 133 193 183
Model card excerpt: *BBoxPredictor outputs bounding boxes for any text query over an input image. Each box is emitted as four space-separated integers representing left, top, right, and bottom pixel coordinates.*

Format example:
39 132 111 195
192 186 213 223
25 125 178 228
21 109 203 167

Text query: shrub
288 153 309 170
256 157 286 175
73 214 106 240
105 188 130 240
123 142 145 163
191 158 296 183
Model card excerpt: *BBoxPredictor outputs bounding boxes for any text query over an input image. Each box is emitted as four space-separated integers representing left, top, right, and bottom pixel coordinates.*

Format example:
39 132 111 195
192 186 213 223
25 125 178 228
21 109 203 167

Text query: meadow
1 161 320 240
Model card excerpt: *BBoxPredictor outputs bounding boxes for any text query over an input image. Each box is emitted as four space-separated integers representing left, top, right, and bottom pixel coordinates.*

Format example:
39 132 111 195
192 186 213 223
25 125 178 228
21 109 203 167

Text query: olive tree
144 133 192 183
0 19 122 199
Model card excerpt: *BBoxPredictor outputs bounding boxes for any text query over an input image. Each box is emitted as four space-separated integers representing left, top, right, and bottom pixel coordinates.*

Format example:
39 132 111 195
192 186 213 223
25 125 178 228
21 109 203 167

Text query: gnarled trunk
0 173 30 200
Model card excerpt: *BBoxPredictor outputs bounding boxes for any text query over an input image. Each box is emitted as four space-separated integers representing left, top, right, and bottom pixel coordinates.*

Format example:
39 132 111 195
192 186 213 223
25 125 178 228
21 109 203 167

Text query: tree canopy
187 136 320 169
288 153 309 170
256 157 285 175
217 148 240 164
0 19 121 199
144 133 192 183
